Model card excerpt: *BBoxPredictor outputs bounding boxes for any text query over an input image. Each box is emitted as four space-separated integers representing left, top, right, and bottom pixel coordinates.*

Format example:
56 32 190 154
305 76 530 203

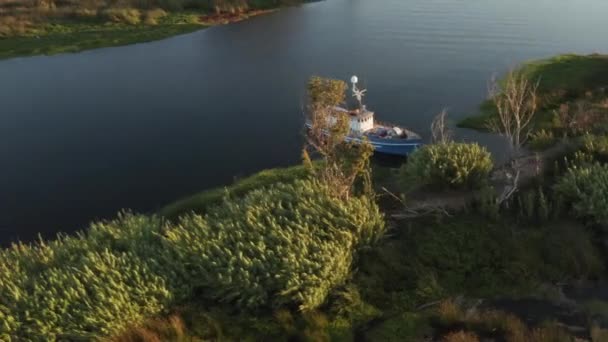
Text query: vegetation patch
459 54 608 134
166 179 385 311
0 177 383 339
400 142 493 190
0 17 204 59
0 0 302 59
160 164 310 220
555 162 608 227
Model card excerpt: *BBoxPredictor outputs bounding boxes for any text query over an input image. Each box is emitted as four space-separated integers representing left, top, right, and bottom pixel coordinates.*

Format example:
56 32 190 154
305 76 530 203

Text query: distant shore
0 8 278 60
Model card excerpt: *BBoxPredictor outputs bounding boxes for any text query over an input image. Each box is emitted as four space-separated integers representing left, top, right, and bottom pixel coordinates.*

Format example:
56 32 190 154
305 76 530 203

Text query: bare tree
430 108 452 144
303 76 374 200
486 70 540 156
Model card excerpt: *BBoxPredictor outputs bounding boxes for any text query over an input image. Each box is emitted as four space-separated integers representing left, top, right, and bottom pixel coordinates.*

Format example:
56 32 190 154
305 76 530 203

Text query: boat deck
361 124 422 141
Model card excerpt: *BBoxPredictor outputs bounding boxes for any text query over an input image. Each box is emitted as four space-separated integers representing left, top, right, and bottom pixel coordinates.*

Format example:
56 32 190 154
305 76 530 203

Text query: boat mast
351 75 367 110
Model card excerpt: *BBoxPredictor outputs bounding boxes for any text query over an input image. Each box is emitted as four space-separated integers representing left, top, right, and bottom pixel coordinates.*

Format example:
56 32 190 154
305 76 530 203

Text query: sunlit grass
0 13 205 59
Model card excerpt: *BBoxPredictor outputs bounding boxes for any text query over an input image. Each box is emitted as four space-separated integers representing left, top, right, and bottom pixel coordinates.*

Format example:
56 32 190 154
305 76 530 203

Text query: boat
307 76 424 157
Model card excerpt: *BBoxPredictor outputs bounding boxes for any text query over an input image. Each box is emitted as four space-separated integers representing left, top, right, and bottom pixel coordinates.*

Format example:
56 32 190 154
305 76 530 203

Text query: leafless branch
430 108 452 144
486 69 539 157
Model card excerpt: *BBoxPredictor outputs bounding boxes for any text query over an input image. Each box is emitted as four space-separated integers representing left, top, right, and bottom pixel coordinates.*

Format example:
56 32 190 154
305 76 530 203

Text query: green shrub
402 218 535 297
392 217 602 300
582 134 608 162
1 175 383 339
555 163 608 226
514 187 554 223
401 142 493 189
529 129 556 151
165 179 385 311
469 186 500 220
102 8 142 25
0 223 173 340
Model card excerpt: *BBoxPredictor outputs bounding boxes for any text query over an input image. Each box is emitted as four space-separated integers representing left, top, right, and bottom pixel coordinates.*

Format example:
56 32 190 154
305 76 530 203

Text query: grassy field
458 54 608 132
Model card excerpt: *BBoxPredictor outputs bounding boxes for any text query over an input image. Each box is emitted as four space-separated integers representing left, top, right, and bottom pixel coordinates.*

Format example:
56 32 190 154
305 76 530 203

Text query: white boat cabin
331 106 375 134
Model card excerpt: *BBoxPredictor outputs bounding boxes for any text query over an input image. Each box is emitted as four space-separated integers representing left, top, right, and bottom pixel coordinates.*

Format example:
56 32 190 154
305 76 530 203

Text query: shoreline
0 9 277 61
458 53 608 133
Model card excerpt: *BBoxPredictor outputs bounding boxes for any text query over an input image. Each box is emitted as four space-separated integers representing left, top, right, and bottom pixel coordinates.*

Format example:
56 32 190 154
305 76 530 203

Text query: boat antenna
351 75 367 109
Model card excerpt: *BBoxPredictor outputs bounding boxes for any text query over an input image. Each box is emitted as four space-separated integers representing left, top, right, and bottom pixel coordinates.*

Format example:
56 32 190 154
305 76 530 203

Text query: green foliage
403 218 535 297
1 176 383 339
529 129 557 151
401 142 493 189
354 215 602 312
468 186 500 221
160 164 310 220
328 285 382 326
364 312 432 342
582 134 608 162
305 76 375 200
512 187 556 224
0 18 204 60
536 223 603 280
555 163 608 226
307 76 347 109
165 179 385 311
518 54 608 105
0 215 173 340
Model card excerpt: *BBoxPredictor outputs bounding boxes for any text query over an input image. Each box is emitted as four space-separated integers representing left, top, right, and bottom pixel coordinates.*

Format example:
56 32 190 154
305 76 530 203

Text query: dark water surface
1 0 608 243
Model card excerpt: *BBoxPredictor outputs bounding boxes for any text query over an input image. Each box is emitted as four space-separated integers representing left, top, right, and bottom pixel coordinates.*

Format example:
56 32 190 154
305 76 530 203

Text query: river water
1 0 607 243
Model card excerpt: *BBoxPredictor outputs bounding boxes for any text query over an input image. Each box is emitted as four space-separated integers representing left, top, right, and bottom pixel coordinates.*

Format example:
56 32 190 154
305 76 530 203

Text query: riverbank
458 54 608 138
0 7 281 60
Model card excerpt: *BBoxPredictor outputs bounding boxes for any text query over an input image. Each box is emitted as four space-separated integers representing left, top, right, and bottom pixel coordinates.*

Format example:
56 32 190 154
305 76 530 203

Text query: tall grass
0 178 384 339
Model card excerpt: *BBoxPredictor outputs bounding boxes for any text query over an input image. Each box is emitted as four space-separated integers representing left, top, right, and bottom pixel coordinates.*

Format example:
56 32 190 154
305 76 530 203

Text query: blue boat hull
345 135 423 156
304 123 423 157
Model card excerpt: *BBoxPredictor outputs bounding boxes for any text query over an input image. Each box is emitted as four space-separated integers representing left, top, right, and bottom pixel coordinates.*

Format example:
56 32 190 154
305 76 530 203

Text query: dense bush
405 218 601 298
0 215 174 340
581 134 608 162
401 142 493 189
555 163 608 226
166 179 385 311
529 129 556 151
0 178 383 339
